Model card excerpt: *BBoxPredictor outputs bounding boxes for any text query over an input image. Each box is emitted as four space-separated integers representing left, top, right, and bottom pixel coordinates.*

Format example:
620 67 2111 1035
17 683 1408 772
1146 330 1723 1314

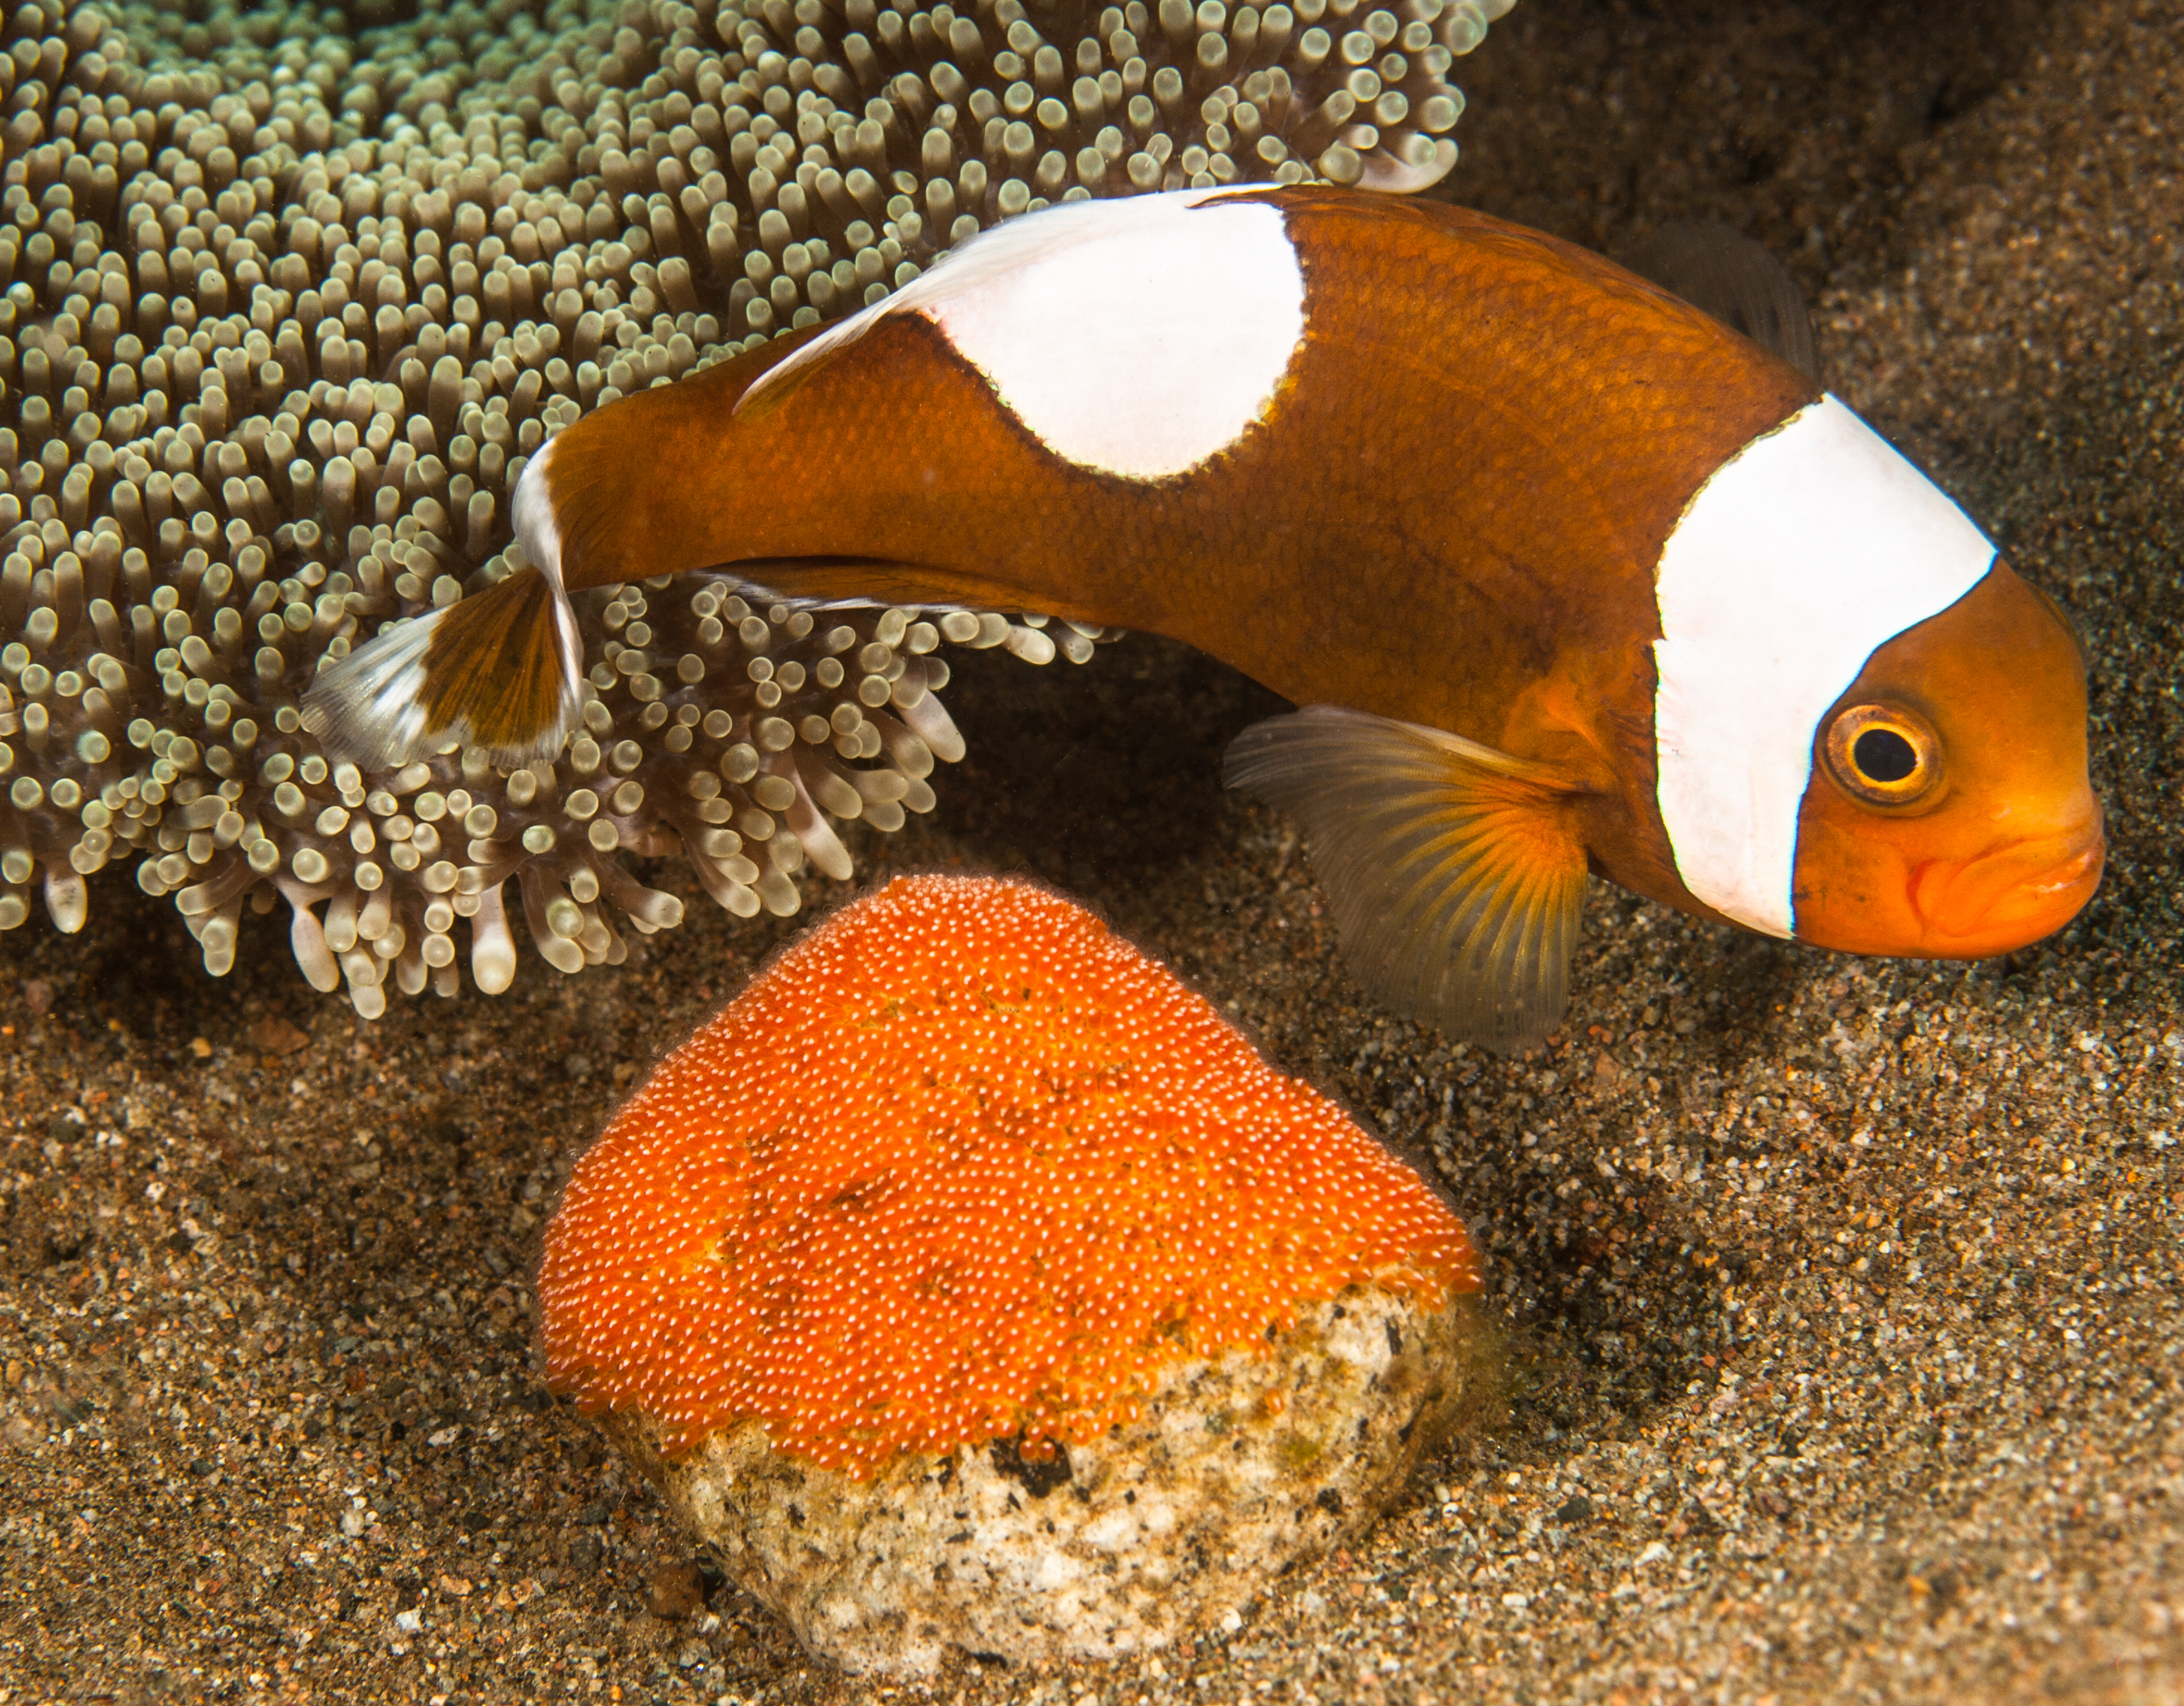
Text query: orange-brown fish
301 187 2102 1048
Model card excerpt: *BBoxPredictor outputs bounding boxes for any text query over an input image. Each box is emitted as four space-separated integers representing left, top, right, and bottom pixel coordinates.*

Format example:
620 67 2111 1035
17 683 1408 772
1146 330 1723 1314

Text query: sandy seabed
3 0 2180 1702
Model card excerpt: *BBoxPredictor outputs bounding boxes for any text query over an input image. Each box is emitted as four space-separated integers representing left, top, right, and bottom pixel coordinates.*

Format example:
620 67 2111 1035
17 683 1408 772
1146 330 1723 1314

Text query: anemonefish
301 186 2102 1049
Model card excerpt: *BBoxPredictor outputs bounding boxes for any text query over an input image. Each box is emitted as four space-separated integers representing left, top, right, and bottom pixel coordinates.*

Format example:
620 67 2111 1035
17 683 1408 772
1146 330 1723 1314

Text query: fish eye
1822 703 1942 808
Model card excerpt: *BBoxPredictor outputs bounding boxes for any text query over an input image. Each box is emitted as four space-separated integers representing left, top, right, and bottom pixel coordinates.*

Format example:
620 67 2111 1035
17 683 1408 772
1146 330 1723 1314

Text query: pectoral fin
1224 706 1593 1053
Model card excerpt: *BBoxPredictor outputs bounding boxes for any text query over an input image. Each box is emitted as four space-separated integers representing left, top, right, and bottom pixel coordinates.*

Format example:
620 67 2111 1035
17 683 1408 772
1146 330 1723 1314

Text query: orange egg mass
538 874 1482 1477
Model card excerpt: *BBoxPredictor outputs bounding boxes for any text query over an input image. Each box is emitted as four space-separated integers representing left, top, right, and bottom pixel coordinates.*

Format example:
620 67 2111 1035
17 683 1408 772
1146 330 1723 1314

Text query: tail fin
301 562 582 768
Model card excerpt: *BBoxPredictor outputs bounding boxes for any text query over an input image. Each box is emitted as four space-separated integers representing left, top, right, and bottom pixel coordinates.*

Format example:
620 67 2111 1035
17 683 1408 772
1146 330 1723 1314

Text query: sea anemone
0 0 1511 1012
540 874 1487 1672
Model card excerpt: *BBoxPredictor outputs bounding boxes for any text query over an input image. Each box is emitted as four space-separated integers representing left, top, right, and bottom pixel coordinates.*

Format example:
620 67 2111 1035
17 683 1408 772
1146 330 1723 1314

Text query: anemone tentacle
0 0 1509 1008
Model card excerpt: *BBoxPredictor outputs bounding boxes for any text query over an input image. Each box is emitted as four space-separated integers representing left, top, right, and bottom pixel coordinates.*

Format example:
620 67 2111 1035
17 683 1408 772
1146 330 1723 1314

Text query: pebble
245 1014 311 1055
646 1560 708 1622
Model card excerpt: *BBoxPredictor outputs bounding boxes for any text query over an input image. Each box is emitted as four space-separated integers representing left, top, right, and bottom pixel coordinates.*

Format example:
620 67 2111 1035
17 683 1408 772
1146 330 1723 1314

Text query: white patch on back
1651 394 1996 936
740 190 1305 480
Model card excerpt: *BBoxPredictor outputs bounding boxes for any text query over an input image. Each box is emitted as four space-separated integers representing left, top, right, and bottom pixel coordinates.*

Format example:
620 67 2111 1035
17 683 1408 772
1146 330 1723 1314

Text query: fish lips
1903 815 2106 955
1795 812 2105 959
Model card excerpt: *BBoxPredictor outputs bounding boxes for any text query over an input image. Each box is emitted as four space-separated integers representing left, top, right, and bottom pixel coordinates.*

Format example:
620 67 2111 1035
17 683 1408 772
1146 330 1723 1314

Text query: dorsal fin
1224 706 1593 1053
1627 222 1821 384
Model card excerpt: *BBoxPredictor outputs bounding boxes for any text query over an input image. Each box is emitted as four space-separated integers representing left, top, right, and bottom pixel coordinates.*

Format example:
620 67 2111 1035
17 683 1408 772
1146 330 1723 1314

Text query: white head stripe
1651 394 1997 936
741 190 1304 480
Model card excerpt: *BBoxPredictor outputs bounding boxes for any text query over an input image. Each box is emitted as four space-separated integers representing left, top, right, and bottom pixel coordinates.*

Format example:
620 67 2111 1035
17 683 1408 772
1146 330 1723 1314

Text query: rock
540 876 1496 1675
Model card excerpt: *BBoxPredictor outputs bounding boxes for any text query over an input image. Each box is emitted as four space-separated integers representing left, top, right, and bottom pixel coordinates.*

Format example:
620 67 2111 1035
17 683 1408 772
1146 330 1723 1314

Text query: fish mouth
1907 818 2105 955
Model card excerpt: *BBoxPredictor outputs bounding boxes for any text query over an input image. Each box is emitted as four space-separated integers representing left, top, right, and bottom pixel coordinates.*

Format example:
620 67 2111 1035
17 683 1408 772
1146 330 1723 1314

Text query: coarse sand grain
2 1 2180 1702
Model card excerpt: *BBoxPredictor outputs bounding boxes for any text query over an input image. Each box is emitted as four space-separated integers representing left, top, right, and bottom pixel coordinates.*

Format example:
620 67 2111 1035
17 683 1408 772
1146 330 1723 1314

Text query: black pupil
1853 728 1919 784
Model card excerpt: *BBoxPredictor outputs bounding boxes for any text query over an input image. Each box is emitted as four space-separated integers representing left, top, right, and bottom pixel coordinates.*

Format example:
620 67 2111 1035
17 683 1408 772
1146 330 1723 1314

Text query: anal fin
1224 705 1593 1053
729 556 1123 633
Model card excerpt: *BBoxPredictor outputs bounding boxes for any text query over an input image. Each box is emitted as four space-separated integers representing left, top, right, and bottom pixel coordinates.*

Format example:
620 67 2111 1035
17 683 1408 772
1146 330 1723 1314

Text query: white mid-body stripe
1651 395 1997 936
742 190 1306 480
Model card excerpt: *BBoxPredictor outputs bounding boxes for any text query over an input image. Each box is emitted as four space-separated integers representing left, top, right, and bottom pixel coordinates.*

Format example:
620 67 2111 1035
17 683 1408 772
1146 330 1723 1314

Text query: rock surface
612 1289 1487 1674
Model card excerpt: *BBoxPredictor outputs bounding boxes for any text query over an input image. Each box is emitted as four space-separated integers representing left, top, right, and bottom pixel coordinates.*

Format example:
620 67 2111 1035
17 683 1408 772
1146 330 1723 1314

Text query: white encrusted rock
604 1286 1488 1676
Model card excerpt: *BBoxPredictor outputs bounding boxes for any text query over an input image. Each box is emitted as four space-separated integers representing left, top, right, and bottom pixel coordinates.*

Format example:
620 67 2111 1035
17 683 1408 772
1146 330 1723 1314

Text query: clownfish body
302 187 2101 1048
